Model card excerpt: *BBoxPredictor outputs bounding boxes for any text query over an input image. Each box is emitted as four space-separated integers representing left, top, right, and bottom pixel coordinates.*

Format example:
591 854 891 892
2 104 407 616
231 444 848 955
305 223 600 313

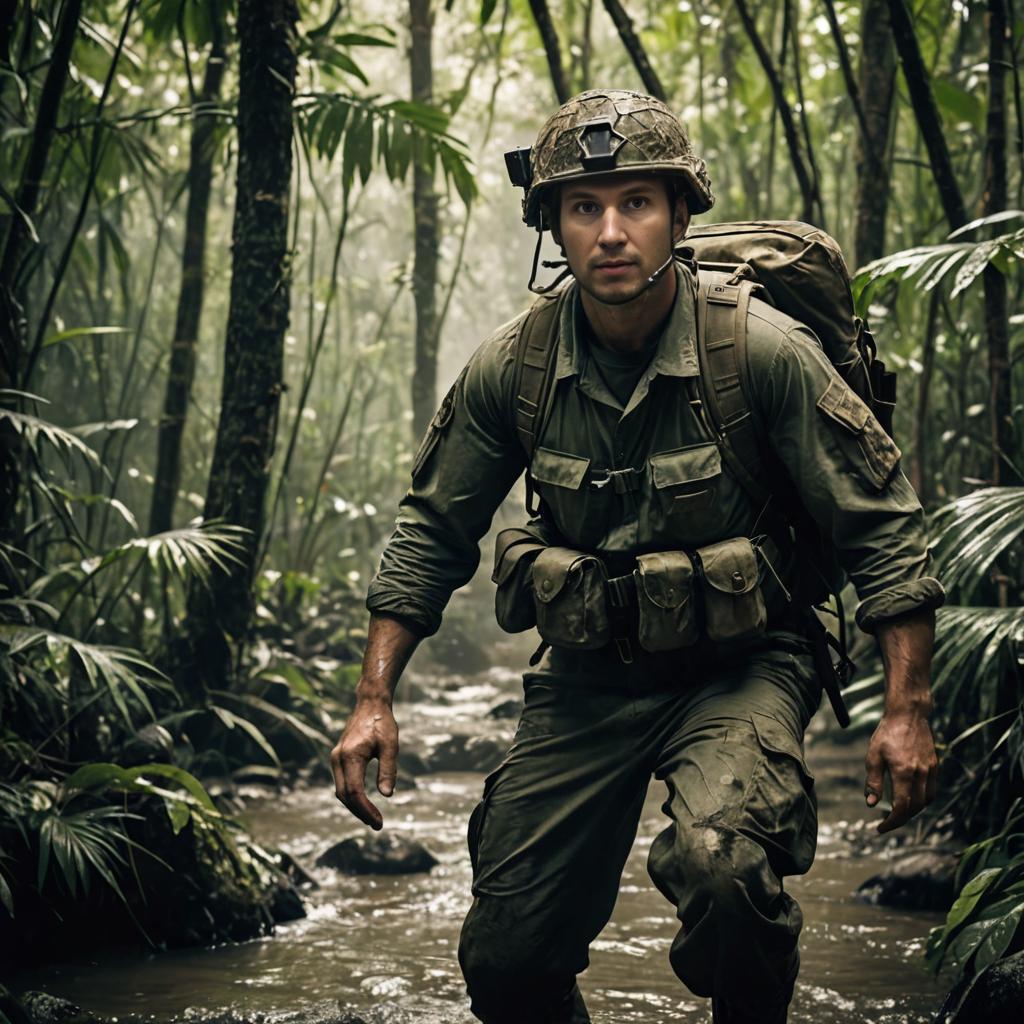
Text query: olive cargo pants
457 642 822 1023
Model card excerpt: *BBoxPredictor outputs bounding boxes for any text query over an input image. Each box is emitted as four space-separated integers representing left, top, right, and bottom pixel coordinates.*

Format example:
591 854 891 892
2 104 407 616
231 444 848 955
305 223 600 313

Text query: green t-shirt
583 331 659 408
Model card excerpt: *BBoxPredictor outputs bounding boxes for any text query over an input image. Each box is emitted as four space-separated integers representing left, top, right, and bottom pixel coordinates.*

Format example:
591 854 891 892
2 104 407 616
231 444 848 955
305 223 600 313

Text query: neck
579 264 677 353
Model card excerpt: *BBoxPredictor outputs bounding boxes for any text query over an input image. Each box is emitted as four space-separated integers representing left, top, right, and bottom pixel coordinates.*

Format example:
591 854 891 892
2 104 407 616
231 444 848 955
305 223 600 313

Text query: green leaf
0 868 13 917
933 79 984 129
480 0 498 24
42 326 129 349
945 868 1002 931
331 32 395 48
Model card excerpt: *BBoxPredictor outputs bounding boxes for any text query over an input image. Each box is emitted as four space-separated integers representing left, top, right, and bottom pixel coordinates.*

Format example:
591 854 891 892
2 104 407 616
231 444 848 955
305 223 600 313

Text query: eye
626 196 649 210
573 200 599 215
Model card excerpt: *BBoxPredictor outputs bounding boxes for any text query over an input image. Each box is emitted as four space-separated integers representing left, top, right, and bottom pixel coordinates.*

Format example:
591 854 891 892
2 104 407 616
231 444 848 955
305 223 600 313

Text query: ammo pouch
695 537 767 643
492 528 547 633
531 547 610 649
635 551 699 652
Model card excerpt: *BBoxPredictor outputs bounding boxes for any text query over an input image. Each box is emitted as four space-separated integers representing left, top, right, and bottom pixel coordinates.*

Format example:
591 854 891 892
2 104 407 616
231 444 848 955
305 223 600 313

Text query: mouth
593 260 635 275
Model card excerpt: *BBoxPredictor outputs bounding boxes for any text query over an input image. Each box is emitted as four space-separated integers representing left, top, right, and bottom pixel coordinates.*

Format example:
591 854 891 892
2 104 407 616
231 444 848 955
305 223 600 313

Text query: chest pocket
530 447 607 548
648 442 722 544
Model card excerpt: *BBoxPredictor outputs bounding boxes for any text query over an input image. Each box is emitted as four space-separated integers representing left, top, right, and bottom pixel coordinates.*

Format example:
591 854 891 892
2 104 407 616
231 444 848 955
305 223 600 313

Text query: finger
377 737 399 798
877 776 912 833
925 761 939 804
330 742 348 802
864 745 885 808
341 752 383 830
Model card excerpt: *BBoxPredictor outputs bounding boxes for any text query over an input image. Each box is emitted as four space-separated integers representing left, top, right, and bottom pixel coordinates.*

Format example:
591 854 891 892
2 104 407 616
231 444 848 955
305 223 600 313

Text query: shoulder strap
512 288 567 514
694 271 772 508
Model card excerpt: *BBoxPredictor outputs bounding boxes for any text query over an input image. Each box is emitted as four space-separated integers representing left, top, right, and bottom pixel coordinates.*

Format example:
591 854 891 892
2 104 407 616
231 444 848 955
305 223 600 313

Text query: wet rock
315 833 438 875
427 734 507 773
940 949 1024 1024
270 879 306 923
397 749 431 776
487 697 523 720
18 991 110 1024
275 848 319 890
855 849 958 910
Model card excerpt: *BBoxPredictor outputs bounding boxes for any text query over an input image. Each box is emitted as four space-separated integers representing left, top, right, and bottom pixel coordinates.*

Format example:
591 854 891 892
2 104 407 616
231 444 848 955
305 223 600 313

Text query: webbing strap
695 272 772 508
513 289 566 458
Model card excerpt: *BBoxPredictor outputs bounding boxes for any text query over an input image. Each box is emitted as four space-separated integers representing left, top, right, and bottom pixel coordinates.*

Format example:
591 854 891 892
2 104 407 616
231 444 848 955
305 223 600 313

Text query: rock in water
947 949 1024 1024
854 849 958 910
316 833 438 875
488 697 523 720
427 734 507 772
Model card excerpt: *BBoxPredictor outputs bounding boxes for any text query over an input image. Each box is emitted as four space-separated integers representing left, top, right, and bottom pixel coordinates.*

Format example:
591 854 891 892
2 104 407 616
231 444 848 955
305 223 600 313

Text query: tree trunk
0 0 83 547
853 0 896 267
601 0 666 100
149 13 227 535
183 0 298 694
733 0 819 223
528 0 570 104
886 0 967 230
409 0 440 441
983 0 1013 484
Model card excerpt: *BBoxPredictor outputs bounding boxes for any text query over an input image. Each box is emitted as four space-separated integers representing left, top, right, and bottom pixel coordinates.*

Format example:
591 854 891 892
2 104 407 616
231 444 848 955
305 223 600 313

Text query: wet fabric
365 263 943 638
457 644 822 1023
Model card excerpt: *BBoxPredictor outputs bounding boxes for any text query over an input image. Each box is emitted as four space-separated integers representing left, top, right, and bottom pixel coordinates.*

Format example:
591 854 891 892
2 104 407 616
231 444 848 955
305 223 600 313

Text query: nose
597 207 627 248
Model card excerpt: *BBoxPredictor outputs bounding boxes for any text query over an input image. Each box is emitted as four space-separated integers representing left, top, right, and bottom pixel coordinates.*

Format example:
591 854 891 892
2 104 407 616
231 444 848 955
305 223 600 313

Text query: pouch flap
649 443 721 488
532 546 594 603
492 528 547 585
816 378 870 433
531 448 590 490
697 537 759 596
636 551 695 610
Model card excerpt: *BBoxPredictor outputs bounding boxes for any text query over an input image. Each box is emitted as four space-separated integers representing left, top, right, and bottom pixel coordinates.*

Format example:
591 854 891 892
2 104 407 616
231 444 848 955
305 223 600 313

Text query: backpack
510 220 897 726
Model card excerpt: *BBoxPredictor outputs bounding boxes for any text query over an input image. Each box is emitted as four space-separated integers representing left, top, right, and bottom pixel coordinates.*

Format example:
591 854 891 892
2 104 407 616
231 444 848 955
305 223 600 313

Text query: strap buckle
589 467 641 494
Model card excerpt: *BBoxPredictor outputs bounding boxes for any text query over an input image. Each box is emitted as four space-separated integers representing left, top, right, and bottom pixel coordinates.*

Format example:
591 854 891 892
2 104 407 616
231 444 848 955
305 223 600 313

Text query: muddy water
10 667 951 1022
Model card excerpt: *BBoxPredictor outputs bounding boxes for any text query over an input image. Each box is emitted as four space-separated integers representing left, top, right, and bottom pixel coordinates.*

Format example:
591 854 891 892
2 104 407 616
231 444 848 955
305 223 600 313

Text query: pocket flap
531 448 590 490
492 528 547 586
636 551 695 610
697 537 759 596
816 378 870 433
532 547 596 604
650 443 721 488
751 711 814 780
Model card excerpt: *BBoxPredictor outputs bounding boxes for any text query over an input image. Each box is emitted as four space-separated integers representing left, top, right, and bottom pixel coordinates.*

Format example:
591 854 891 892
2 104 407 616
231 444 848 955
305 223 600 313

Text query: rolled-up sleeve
749 316 945 633
365 318 527 637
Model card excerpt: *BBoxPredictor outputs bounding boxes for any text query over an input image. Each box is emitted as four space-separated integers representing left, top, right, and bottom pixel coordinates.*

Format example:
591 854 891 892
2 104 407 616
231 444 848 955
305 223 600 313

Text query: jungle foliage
0 0 1022 1003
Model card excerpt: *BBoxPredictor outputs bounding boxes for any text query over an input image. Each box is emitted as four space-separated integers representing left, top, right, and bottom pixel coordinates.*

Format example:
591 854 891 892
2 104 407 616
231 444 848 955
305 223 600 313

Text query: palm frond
0 409 101 469
931 488 1024 602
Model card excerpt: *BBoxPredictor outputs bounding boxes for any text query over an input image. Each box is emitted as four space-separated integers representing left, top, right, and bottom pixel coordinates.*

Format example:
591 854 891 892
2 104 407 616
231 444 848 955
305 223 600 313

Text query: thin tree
528 0 570 104
885 0 967 230
150 5 228 534
850 0 896 267
733 0 821 224
409 0 440 441
0 0 83 543
601 0 666 100
183 0 299 694
983 0 1013 484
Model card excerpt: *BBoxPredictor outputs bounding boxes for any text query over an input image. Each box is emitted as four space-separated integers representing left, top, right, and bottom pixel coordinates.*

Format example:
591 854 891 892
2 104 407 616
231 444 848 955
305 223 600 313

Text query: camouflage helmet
520 89 715 228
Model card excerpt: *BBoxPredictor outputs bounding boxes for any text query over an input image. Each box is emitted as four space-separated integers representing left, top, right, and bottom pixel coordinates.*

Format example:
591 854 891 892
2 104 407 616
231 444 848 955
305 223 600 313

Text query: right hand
330 697 399 830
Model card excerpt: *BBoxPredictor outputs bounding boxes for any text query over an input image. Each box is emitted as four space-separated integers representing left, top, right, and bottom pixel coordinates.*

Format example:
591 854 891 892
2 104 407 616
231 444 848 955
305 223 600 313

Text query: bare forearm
355 612 421 706
874 607 936 715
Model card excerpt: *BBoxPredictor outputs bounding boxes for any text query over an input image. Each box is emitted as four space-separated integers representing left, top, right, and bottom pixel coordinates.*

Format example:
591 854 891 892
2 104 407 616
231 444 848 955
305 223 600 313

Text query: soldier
330 90 944 1024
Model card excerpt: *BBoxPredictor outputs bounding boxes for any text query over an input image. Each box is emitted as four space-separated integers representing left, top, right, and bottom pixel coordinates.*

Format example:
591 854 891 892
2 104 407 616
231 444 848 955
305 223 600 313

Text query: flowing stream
9 663 951 1023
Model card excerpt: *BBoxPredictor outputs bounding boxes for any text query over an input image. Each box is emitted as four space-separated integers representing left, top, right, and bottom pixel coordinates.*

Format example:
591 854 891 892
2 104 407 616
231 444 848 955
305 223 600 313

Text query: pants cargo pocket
748 711 817 876
532 547 610 649
696 536 768 643
635 550 699 652
492 528 547 633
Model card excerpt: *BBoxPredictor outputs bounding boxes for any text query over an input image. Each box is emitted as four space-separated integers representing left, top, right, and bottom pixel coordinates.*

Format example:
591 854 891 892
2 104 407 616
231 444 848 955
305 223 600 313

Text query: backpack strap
694 271 772 509
512 286 568 515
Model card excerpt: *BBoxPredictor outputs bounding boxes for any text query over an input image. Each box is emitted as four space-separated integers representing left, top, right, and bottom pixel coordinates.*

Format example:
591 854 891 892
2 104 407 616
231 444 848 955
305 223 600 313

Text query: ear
672 196 691 246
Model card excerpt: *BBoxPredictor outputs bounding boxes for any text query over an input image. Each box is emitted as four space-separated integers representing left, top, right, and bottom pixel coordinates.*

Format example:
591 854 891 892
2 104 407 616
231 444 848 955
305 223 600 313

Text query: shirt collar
554 262 700 383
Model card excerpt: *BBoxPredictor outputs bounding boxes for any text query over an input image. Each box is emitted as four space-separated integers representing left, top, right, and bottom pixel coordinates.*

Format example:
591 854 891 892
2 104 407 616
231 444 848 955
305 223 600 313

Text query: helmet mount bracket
576 119 625 172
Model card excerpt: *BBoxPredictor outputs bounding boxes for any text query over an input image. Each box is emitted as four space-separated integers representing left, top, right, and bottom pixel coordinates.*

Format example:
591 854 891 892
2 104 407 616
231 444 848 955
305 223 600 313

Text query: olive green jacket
366 264 943 638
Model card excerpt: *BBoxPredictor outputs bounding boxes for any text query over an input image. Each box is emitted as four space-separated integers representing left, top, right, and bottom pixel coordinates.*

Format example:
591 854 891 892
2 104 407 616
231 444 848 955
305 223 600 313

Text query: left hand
864 710 939 833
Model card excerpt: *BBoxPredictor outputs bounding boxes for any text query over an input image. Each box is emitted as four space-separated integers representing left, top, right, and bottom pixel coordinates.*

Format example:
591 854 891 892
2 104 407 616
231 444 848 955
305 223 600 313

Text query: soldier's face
557 175 689 305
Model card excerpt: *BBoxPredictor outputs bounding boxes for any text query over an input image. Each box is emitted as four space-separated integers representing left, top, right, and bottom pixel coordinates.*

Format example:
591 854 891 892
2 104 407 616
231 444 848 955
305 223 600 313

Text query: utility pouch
696 537 767 644
634 551 699 652
531 547 610 649
492 528 548 634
